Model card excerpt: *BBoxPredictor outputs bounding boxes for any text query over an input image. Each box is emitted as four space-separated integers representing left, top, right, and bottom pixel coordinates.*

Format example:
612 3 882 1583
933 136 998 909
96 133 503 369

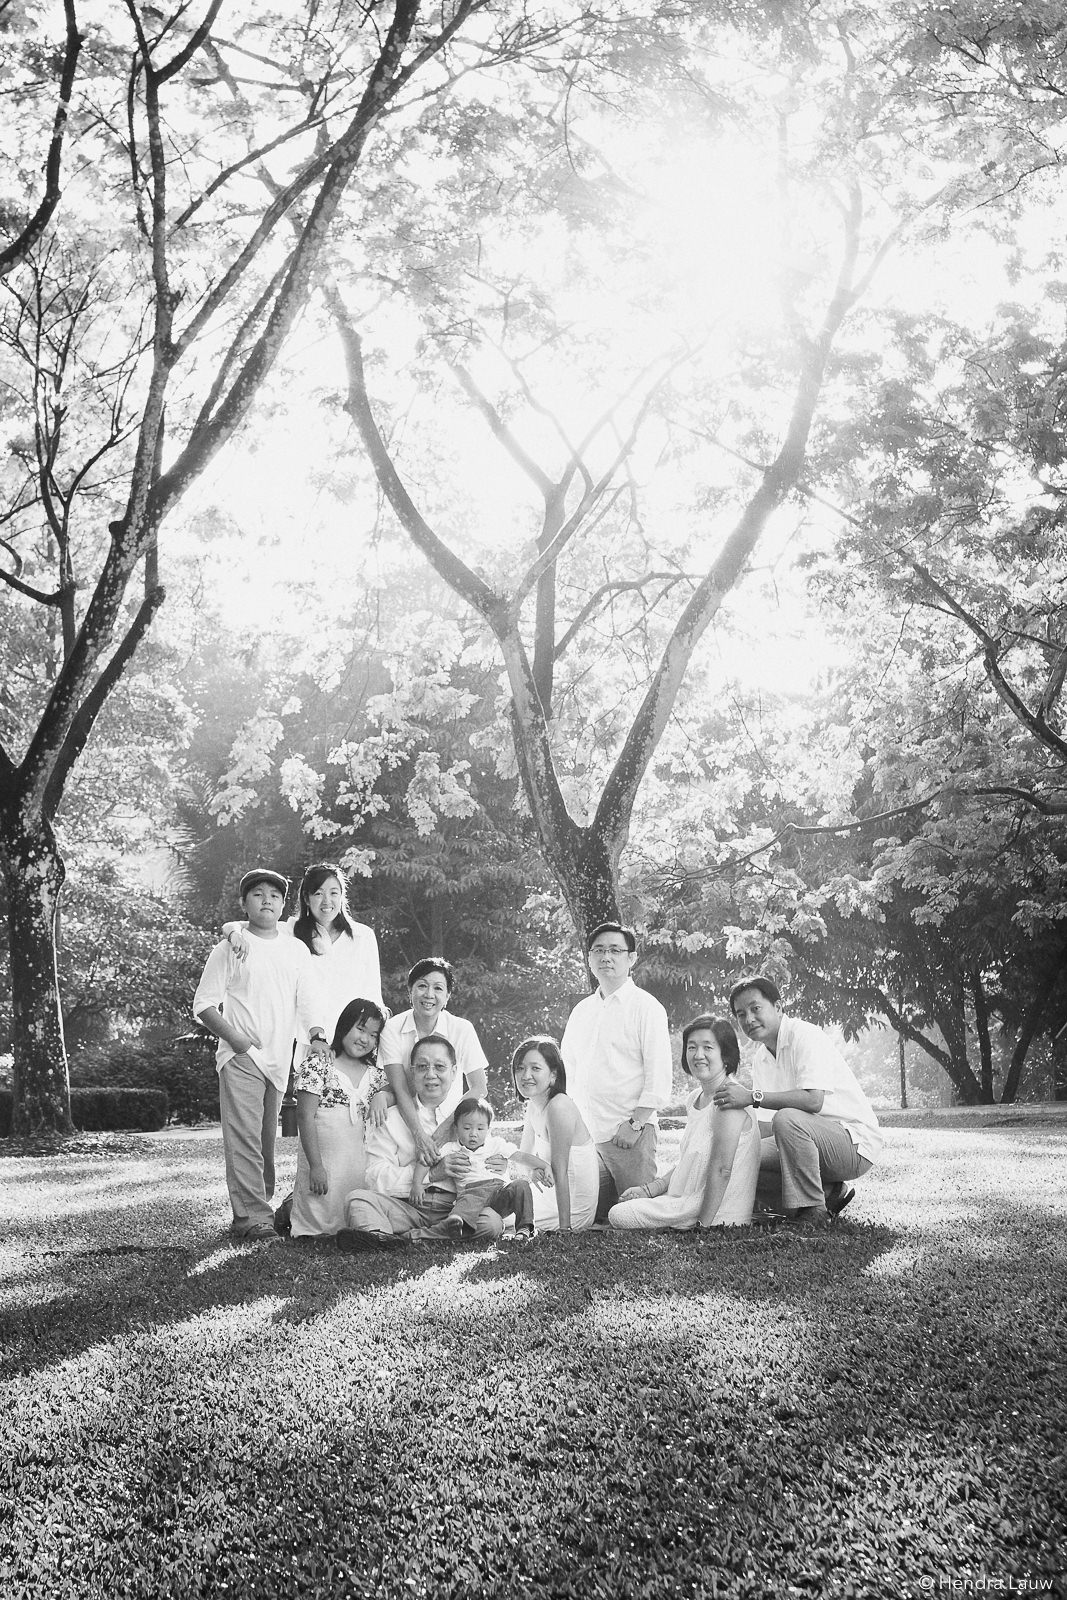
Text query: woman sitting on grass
509 1036 599 1233
608 1015 759 1231
290 997 389 1238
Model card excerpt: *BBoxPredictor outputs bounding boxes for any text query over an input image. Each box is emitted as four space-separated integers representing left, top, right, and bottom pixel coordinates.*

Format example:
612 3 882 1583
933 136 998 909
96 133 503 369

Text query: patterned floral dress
290 1052 385 1237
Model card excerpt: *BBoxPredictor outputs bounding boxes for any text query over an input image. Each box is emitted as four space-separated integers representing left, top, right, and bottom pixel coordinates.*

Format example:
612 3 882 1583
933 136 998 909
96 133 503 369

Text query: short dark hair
681 1015 741 1077
331 998 388 1057
410 1031 457 1068
454 1095 493 1128
407 956 455 995
729 975 782 1012
586 921 636 954
511 1036 567 1101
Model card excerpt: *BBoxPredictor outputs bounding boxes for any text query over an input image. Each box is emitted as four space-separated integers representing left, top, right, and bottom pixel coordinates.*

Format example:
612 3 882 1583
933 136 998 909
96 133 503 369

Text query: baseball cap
238 868 289 899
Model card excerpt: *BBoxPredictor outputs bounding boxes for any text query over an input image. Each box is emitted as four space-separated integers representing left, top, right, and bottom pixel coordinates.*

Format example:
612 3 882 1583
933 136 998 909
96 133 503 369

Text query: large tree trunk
2 813 72 1136
970 968 996 1103
1053 1026 1067 1102
549 825 621 953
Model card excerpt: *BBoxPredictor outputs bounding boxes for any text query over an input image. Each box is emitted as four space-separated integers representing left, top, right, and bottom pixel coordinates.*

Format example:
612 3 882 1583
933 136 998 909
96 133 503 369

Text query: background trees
0 0 551 1133
3 1 1066 1121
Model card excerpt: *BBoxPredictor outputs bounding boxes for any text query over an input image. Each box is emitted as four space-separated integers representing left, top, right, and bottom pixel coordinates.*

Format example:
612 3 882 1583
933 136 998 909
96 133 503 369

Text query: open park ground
2 1111 1065 1600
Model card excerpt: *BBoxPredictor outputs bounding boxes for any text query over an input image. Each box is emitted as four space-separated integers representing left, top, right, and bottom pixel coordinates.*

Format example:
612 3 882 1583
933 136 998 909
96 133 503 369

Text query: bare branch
453 364 554 496
0 0 83 276
555 569 695 659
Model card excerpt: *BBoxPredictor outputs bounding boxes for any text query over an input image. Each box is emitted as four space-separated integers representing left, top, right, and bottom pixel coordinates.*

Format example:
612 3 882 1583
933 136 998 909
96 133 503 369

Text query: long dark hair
681 1015 741 1077
510 1036 567 1101
293 862 354 953
331 998 387 1059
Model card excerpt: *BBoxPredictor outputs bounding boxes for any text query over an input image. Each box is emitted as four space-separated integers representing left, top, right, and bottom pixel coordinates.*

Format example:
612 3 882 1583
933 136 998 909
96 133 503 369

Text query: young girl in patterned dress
290 997 388 1238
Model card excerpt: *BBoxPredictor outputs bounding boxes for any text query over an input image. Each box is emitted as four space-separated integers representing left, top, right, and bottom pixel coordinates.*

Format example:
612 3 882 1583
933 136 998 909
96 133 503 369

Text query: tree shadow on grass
45 1211 1062 1600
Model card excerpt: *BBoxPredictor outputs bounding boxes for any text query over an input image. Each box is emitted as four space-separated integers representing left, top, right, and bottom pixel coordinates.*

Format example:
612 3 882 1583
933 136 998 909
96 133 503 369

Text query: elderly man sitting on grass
338 1033 527 1251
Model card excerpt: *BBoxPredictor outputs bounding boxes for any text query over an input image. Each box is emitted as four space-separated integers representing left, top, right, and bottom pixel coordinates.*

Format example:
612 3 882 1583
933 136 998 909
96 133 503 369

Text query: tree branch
42 580 166 821
0 0 83 276
594 186 866 850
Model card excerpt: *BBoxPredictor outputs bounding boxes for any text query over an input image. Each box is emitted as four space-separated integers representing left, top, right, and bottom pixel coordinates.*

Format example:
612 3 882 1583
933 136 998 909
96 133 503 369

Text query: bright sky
173 63 1059 717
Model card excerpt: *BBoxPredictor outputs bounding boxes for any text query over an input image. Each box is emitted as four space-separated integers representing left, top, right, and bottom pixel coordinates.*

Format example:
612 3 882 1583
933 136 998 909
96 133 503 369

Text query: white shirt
560 977 673 1143
751 1015 882 1163
377 1008 489 1121
364 1101 451 1197
436 1134 514 1188
193 935 324 1092
224 917 382 1033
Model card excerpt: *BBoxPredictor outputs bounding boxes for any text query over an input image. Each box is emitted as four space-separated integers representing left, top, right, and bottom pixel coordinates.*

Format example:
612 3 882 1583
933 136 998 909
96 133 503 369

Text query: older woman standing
608 1015 759 1230
377 957 488 1161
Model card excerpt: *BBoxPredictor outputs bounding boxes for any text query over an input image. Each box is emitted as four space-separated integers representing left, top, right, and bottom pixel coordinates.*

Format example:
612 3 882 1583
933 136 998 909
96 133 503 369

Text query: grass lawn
1 1114 1065 1600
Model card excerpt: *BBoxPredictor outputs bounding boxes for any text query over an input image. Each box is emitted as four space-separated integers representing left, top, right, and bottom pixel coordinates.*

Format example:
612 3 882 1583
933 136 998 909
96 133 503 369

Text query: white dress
525 1099 600 1233
608 1089 759 1230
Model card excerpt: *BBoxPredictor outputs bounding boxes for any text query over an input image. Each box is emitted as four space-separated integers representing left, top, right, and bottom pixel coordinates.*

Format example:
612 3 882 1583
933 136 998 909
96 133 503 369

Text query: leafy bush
69 1033 219 1125
0 1085 167 1134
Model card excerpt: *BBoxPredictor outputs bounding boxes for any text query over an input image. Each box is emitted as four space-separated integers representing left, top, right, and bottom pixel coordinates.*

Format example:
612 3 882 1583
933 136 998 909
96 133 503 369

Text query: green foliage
69 1034 218 1127
0 1085 167 1135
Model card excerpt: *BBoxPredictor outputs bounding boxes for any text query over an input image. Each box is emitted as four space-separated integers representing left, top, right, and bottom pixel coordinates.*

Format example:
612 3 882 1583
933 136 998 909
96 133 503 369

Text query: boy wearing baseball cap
194 868 331 1241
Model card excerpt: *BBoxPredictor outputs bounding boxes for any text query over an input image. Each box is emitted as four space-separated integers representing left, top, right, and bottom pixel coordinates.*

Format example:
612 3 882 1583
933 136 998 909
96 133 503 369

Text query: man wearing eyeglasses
561 921 673 1224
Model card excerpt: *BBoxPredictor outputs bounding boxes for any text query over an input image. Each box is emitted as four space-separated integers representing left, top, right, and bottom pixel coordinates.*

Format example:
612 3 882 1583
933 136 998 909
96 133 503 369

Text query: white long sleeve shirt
560 977 673 1143
364 1101 453 1197
193 934 324 1092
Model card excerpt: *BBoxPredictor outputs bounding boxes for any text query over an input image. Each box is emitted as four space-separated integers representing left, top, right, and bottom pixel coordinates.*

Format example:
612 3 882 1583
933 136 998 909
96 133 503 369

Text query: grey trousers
594 1123 658 1223
219 1054 282 1232
760 1109 873 1211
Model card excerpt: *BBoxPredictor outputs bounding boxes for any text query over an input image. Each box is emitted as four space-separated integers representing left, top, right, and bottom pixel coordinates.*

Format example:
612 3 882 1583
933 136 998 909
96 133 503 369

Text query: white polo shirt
377 1008 489 1120
560 977 673 1143
751 1015 882 1163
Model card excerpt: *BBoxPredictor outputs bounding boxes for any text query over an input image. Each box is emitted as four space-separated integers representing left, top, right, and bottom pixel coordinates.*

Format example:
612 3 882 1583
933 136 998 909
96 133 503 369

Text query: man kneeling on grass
716 975 882 1226
338 1035 532 1251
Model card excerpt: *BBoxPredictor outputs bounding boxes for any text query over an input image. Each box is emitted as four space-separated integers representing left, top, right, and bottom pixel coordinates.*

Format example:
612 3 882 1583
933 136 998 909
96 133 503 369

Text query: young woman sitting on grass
608 1015 759 1231
289 998 389 1238
509 1036 599 1233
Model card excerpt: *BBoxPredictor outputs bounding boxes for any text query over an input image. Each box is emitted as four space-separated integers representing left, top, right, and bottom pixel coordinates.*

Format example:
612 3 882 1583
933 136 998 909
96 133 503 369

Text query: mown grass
1 1118 1065 1600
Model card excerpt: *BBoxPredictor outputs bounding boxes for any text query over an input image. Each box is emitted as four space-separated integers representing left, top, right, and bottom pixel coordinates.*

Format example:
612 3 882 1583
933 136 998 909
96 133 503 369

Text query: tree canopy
2 0 1066 1122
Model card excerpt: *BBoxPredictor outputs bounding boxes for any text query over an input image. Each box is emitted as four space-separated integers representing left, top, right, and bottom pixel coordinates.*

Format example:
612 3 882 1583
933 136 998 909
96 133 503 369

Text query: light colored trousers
219 1054 282 1233
346 1188 454 1236
760 1109 873 1211
594 1123 658 1223
347 1184 521 1241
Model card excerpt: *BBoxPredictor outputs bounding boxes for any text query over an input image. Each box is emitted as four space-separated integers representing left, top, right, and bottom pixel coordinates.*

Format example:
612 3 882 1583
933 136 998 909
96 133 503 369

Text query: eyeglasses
590 945 631 957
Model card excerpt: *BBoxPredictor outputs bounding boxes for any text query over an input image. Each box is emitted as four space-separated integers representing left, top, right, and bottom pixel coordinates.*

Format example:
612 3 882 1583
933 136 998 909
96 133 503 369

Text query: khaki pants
760 1109 873 1211
345 1187 454 1236
219 1054 282 1233
594 1123 658 1224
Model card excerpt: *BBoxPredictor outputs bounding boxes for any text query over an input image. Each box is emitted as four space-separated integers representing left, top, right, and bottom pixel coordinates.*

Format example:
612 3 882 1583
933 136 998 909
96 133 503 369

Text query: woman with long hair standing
226 860 382 1035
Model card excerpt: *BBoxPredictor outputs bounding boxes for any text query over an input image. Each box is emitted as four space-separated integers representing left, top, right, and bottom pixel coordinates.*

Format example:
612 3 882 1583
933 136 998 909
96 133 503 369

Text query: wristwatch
751 1089 764 1109
627 1116 644 1133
